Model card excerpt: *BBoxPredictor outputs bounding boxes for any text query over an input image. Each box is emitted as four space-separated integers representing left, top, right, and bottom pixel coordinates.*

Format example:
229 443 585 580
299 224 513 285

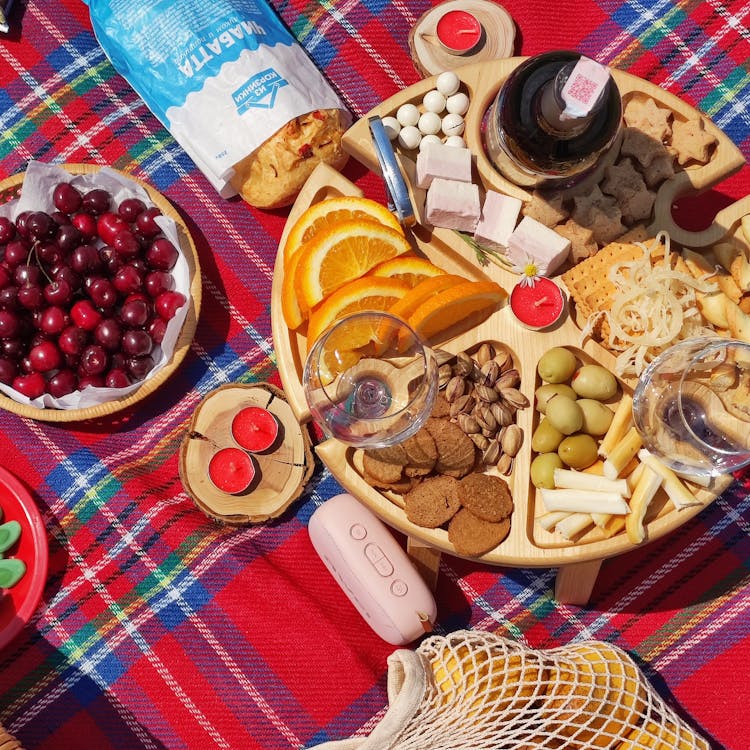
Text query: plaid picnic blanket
0 1 749 748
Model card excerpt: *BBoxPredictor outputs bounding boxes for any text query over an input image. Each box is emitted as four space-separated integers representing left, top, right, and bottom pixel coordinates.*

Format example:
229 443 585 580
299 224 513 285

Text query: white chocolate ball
436 71 460 98
398 125 422 150
418 111 442 136
441 113 465 137
419 134 442 151
422 89 446 114
444 135 467 148
446 92 470 116
381 116 401 141
396 103 420 127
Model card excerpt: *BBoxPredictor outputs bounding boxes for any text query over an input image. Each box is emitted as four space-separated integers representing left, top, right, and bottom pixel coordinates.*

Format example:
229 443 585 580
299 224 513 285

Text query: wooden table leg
554 558 603 605
406 537 442 591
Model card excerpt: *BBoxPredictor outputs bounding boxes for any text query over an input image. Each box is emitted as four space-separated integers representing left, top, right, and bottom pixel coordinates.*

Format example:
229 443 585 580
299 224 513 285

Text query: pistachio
469 433 490 451
475 342 495 366
454 351 474 377
491 400 514 427
494 368 521 391
445 375 466 403
497 453 513 475
479 360 501 387
450 394 475 418
501 424 523 457
475 384 500 403
494 348 513 373
475 405 498 433
500 387 529 410
438 364 453 389
482 440 500 465
481 427 495 438
457 412 480 434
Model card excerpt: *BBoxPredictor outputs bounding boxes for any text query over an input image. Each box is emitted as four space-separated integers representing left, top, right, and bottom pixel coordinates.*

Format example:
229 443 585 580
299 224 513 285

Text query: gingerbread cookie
448 508 511 556
457 473 513 522
404 475 461 528
671 116 717 166
601 158 656 225
522 190 569 227
571 185 627 245
623 96 672 142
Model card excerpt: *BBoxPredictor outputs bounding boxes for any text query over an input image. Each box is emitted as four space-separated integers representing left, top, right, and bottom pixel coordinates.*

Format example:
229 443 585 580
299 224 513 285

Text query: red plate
0 465 48 652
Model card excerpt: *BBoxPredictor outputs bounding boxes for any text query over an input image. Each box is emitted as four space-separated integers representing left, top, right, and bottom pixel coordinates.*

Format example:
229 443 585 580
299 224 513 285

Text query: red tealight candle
510 277 566 330
208 448 256 494
435 9 482 55
231 406 279 453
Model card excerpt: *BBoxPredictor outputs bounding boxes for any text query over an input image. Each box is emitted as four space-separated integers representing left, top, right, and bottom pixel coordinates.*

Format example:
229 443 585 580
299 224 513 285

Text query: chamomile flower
513 256 541 287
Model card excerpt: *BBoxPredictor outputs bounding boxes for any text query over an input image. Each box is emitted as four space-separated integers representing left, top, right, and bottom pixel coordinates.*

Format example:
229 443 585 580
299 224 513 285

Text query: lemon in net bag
310 630 709 749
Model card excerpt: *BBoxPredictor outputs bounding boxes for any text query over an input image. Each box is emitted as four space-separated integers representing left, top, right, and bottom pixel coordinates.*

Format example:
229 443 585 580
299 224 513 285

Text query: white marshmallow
473 191 523 253
443 135 466 148
415 142 472 189
419 134 443 152
507 216 572 276
425 178 481 233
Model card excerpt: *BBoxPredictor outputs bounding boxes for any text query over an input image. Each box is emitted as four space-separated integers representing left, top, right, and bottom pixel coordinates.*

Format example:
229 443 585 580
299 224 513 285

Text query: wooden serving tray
0 164 202 422
271 59 748 600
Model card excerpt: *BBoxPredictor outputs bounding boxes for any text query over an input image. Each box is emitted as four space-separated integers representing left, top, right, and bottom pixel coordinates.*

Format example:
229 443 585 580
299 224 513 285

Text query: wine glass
632 337 750 477
302 311 438 448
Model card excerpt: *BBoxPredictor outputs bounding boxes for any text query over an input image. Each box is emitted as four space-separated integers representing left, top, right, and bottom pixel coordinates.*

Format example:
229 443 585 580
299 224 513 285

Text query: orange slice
306 276 411 346
408 280 507 343
295 220 412 311
284 196 401 267
368 255 447 288
387 274 468 323
282 248 308 330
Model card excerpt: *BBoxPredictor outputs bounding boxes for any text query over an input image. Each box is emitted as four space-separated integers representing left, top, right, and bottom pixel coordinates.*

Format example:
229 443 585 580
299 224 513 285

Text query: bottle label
561 57 610 120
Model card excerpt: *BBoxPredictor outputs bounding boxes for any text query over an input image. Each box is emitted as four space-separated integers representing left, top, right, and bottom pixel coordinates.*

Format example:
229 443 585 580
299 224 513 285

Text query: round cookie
404 475 461 528
402 428 438 477
457 473 513 522
448 508 511 557
425 418 476 478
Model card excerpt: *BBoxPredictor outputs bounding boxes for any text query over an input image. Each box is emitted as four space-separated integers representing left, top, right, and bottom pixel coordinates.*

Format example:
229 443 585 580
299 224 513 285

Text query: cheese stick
625 465 662 544
637 449 700 509
601 515 626 538
598 394 633 458
539 488 630 515
603 426 642 479
553 467 630 497
591 512 611 528
537 510 570 531
555 513 594 540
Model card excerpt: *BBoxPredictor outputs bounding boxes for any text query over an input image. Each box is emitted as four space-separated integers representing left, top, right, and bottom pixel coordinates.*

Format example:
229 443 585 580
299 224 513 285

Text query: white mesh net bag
311 630 709 749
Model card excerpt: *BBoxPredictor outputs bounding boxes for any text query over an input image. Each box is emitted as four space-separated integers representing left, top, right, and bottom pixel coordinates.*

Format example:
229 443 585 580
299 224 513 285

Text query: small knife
368 115 416 228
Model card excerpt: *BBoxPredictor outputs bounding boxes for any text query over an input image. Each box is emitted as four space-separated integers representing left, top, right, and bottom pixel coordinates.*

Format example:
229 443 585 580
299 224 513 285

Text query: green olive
530 453 565 489
577 398 614 436
545 395 584 435
557 433 599 469
535 383 577 414
537 347 578 384
531 418 564 453
571 364 618 400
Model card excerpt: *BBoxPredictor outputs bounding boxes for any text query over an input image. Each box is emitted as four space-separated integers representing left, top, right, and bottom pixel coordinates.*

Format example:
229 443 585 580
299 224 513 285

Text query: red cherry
155 291 186 321
47 369 79 397
70 299 103 331
146 238 179 270
58 325 89 356
113 229 141 259
12 371 46 399
0 310 21 338
97 212 129 245
118 197 146 223
39 306 70 335
105 368 131 388
29 340 63 372
71 212 98 240
135 206 162 238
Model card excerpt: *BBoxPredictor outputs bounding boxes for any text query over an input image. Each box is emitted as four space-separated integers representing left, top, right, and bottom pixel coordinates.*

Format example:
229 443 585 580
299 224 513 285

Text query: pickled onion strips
584 232 717 377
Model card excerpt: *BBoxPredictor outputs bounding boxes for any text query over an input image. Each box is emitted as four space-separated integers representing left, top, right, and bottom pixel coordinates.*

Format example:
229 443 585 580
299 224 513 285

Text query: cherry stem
27 240 53 284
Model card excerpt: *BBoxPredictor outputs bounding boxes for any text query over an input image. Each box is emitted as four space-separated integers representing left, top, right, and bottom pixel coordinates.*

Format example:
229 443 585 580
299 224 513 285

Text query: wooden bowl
0 164 201 422
179 383 314 525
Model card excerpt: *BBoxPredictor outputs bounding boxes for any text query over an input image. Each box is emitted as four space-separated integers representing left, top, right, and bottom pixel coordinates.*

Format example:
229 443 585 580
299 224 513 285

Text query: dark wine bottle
484 51 622 188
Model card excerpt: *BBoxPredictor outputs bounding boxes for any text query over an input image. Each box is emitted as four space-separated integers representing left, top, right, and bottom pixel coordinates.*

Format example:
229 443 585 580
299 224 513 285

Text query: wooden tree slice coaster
179 383 314 525
409 0 516 78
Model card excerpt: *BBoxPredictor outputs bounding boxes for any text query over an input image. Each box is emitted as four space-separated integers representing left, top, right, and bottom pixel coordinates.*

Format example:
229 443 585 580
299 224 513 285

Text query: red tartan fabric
0 1 748 749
